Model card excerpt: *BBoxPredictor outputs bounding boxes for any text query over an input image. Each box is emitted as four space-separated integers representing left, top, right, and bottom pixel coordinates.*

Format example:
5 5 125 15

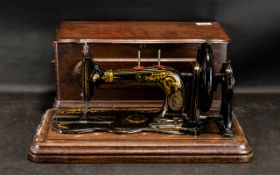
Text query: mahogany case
29 21 253 163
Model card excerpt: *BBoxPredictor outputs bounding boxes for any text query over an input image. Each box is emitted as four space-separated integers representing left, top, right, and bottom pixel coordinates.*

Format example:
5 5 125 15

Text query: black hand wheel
220 62 235 137
197 43 214 112
186 61 201 124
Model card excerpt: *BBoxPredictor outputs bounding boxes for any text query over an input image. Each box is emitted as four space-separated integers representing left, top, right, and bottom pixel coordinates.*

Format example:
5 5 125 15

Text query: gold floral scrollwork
135 73 143 80
92 73 100 83
102 70 114 82
145 71 181 95
57 108 83 115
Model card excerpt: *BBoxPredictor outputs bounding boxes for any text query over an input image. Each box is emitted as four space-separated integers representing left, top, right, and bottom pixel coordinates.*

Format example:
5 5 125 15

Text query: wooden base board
28 109 253 163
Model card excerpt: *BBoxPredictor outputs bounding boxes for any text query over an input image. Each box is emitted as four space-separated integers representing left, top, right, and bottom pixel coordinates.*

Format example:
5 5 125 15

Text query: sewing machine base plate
52 109 204 135
29 108 253 163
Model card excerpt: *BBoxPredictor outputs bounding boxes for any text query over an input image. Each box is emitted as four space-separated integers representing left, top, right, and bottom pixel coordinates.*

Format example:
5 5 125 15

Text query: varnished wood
29 109 253 163
55 21 230 44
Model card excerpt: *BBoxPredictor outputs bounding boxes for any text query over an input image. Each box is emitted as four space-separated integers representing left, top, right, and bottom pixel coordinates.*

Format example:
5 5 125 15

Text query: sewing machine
29 21 252 163
52 42 234 137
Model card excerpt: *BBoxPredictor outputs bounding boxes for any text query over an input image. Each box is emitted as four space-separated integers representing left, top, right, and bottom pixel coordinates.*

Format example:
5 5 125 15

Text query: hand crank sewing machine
29 21 252 163
52 42 235 137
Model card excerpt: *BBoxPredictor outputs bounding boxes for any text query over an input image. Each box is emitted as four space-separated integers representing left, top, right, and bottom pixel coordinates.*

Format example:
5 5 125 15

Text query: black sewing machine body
52 43 235 137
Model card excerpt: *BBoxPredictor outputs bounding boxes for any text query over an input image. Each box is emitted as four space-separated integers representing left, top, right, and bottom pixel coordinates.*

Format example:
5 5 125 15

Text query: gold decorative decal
57 123 68 129
101 70 114 82
144 71 182 95
125 114 148 124
57 108 83 115
56 108 99 115
92 73 100 83
168 91 183 111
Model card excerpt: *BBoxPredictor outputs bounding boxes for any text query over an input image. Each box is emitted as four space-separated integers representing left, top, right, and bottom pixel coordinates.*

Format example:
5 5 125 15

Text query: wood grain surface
55 21 230 44
29 109 253 163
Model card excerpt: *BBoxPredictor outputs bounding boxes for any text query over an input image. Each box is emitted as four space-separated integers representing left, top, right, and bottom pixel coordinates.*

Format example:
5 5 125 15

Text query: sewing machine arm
79 43 235 136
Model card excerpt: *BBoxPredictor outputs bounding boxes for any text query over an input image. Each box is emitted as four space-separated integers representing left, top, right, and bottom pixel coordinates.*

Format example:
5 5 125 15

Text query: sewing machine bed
29 108 252 163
